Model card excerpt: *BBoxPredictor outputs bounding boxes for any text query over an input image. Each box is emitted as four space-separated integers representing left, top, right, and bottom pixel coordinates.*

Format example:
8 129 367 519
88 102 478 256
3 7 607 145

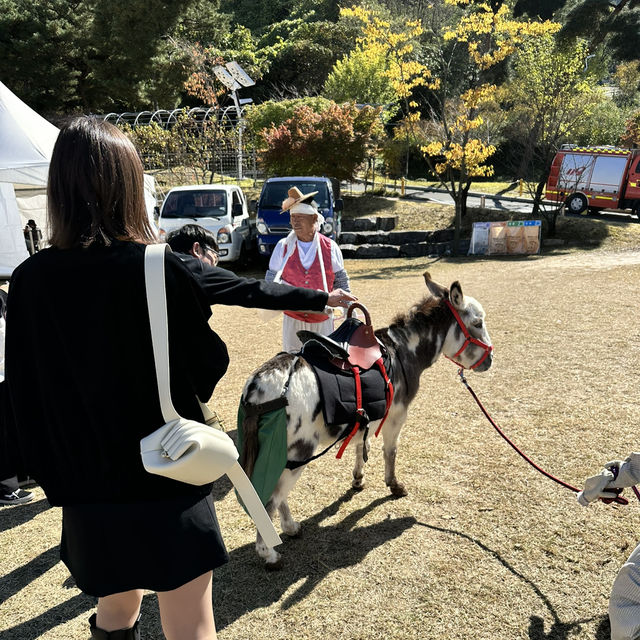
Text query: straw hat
281 186 318 214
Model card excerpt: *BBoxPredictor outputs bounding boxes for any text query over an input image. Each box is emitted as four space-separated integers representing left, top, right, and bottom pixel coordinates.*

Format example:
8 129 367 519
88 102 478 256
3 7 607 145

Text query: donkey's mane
388 295 441 330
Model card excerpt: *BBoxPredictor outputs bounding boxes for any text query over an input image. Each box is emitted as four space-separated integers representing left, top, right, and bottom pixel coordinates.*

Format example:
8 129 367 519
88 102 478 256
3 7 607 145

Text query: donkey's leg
255 467 305 570
275 468 305 537
255 498 281 568
381 409 408 497
352 433 371 490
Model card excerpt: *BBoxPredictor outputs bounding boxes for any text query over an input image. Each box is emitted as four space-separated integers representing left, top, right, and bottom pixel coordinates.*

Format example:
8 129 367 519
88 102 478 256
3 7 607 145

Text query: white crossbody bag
140 243 281 548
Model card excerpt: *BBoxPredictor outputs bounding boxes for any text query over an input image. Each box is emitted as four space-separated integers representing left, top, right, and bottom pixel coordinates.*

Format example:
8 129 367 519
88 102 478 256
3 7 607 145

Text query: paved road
346 181 640 223
406 188 535 214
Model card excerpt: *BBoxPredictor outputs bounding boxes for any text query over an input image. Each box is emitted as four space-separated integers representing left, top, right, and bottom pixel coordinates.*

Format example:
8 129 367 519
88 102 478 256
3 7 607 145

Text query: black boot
89 613 141 640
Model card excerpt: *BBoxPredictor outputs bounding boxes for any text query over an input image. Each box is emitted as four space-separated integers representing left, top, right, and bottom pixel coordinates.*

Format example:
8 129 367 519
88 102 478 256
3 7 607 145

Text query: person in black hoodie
166 223 355 312
5 117 226 640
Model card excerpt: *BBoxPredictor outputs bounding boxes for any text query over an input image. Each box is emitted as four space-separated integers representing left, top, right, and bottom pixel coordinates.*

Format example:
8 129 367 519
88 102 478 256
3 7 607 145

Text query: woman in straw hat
265 186 355 352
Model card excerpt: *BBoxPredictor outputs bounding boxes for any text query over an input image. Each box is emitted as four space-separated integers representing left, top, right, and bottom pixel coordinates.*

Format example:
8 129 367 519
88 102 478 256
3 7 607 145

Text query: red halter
444 299 493 370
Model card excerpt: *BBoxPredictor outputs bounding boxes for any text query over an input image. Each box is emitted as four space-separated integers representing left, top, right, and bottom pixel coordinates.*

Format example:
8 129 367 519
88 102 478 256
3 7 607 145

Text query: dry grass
3 216 640 639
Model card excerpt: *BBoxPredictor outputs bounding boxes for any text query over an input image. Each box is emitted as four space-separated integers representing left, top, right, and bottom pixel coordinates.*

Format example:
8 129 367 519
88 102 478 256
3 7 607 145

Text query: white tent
0 80 59 278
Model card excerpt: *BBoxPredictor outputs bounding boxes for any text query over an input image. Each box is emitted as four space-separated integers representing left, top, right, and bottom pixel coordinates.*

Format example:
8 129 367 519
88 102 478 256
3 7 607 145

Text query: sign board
469 220 541 255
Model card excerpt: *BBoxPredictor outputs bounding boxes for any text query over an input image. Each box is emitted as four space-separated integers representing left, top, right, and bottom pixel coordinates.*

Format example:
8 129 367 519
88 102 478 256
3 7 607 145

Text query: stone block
355 231 389 244
339 244 358 259
355 244 400 258
376 216 398 231
338 232 357 244
341 217 377 232
400 243 432 257
387 230 431 245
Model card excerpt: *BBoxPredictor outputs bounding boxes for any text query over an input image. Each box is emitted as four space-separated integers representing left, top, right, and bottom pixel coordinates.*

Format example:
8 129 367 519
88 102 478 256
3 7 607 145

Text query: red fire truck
545 145 640 218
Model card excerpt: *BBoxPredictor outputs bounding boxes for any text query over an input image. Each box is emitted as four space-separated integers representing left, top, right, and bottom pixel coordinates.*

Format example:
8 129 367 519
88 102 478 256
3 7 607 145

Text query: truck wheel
237 243 249 268
633 202 640 221
565 193 588 215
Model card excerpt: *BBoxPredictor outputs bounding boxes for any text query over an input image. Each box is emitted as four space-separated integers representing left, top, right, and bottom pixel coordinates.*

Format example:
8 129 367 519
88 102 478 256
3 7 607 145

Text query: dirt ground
3 242 640 640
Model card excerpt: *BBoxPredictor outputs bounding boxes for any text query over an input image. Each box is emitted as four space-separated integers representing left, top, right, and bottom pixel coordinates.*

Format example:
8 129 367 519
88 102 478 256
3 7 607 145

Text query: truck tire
565 193 588 215
633 201 640 221
237 243 249 268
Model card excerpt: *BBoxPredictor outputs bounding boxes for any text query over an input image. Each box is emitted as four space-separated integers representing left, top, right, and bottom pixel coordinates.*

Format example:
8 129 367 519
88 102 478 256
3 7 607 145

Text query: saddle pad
303 351 392 427
236 402 289 507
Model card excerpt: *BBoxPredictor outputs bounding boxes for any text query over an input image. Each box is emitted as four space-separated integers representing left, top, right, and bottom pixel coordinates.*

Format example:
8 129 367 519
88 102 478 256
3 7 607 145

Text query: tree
245 97 334 140
0 0 233 113
259 102 383 180
364 0 559 251
515 0 640 63
0 0 92 113
611 60 640 109
500 33 603 233
254 17 357 99
620 111 640 148
339 4 439 184
323 46 398 117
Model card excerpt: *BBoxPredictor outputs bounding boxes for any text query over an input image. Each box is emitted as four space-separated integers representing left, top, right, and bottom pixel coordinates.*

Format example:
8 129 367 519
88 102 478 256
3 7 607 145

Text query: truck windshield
260 181 330 209
161 191 228 218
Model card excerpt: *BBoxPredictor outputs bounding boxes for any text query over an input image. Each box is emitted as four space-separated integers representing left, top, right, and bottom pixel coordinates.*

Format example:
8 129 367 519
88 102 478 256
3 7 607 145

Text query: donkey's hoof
283 522 302 538
389 482 408 497
265 557 283 571
351 480 365 491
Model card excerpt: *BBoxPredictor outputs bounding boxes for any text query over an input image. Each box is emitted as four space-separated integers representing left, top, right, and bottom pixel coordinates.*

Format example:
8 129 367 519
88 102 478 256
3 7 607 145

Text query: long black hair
48 116 156 249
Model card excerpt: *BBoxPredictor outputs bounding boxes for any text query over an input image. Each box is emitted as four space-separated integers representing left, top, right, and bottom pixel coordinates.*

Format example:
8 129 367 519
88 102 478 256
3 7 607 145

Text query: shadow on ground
0 495 612 639
0 498 51 534
213 489 414 631
0 490 413 639
416 521 608 640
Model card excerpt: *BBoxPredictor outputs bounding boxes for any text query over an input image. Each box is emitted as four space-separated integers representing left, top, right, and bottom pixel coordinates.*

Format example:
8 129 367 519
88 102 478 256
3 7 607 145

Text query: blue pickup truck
254 176 343 257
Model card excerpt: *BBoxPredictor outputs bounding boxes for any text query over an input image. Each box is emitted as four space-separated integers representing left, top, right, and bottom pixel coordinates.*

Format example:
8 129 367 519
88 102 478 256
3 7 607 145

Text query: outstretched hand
327 289 357 308
577 469 620 506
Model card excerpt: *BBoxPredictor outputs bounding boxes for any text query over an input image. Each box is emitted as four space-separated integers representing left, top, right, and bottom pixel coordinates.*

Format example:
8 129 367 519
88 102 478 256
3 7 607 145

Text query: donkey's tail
239 401 261 479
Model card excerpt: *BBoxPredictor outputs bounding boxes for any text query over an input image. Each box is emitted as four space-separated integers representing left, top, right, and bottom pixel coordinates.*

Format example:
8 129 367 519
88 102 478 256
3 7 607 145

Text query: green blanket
236 401 289 508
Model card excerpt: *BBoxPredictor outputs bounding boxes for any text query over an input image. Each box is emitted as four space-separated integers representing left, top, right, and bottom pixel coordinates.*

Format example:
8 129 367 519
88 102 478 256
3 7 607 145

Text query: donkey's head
424 271 493 372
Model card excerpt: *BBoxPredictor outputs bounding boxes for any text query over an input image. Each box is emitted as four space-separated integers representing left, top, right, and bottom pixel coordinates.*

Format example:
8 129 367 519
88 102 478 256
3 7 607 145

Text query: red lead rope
456 369 639 506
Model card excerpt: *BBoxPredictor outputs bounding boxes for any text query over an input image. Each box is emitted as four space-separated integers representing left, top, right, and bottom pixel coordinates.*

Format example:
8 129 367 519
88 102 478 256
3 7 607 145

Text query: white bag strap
144 244 281 548
144 243 180 423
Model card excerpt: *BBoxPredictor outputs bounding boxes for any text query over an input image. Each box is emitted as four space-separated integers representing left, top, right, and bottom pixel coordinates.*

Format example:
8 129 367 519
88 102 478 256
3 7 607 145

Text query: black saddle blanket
302 349 392 427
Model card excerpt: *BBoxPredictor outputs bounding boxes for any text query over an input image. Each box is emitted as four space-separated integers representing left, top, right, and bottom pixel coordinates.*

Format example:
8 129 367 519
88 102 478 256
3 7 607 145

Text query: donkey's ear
423 271 448 298
449 281 464 309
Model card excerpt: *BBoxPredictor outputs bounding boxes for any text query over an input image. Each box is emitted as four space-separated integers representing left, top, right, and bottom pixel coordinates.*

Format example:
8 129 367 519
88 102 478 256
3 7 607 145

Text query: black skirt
60 493 228 597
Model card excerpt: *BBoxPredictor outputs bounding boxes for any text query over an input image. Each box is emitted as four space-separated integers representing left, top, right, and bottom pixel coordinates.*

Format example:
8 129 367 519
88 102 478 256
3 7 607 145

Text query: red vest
282 235 334 323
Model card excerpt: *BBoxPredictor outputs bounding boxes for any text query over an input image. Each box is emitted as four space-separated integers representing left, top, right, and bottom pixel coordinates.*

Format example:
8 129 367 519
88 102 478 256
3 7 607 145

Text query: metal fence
99 107 260 184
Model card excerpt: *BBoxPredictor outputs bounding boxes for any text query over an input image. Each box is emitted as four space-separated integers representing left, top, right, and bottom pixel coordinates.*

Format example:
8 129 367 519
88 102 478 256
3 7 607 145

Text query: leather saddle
297 303 382 370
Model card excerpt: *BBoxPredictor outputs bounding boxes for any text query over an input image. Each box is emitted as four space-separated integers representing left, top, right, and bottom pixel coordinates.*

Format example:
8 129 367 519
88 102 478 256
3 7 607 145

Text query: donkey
239 271 493 568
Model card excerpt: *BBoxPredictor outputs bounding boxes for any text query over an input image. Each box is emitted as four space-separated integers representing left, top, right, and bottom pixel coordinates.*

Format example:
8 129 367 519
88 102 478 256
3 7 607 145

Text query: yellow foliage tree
341 6 439 103
424 1 559 251
343 2 560 251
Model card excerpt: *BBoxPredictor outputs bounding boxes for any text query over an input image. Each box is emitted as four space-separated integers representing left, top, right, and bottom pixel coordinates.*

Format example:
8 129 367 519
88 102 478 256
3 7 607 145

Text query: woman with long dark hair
5 117 229 639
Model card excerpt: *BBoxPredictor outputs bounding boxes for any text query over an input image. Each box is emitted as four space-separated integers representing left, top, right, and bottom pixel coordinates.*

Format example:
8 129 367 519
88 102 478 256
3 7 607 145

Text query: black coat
5 241 228 505
176 254 328 311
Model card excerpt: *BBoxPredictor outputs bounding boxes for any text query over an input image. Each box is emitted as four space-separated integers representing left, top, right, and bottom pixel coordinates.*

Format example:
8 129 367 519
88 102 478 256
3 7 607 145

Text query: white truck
157 184 256 263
